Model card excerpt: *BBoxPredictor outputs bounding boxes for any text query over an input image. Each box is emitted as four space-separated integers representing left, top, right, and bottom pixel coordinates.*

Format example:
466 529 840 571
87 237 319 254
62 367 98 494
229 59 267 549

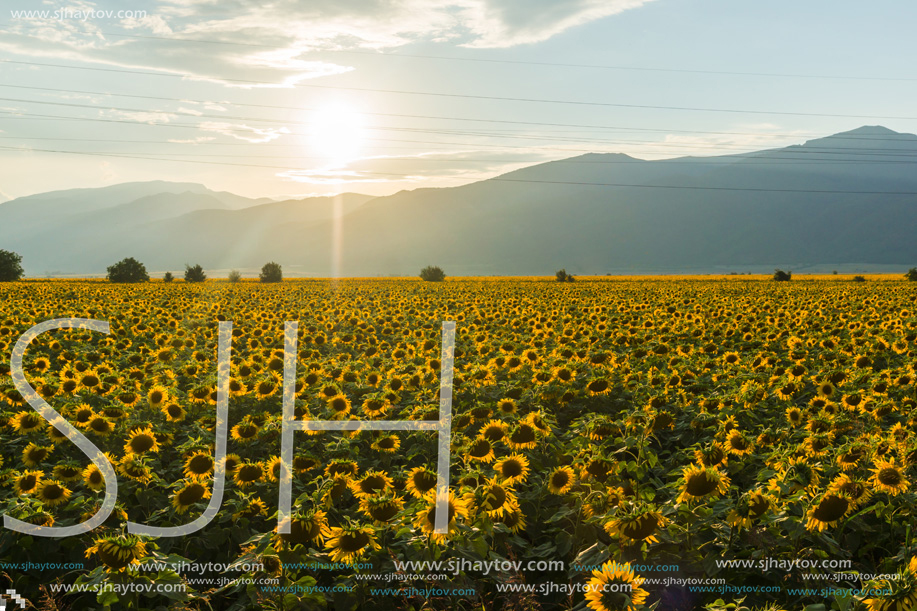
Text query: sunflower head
677 465 730 503
85 533 149 572
585 561 648 611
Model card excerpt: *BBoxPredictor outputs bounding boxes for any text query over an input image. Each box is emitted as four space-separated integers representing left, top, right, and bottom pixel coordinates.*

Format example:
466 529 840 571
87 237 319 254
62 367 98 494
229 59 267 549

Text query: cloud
198 121 291 142
0 0 652 88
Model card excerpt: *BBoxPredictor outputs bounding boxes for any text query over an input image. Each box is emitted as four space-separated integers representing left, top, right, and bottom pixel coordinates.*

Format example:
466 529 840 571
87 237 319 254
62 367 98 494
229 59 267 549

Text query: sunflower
547 466 576 495
325 524 380 563
233 497 268 521
414 490 468 542
172 481 211 514
585 561 648 611
586 378 611 396
871 458 909 496
694 443 728 468
371 435 400 454
837 445 867 471
500 498 527 533
147 385 170 407
507 423 539 451
524 410 552 435
605 506 667 545
475 478 516 518
327 394 352 416
70 404 95 428
118 455 153 484
785 407 804 427
231 421 260 443
349 470 392 498
124 426 159 456
677 465 730 503
360 493 404 524
480 419 508 442
13 470 43 496
85 533 149 572
161 402 186 422
9 411 45 434
22 442 53 467
466 438 496 463
87 416 114 436
405 467 438 499
52 464 83 483
805 492 852 532
725 430 753 457
183 452 214 480
727 490 771 530
83 464 105 491
325 459 359 478
494 454 530 485
496 398 517 416
275 510 332 549
223 453 242 476
862 557 917 611
234 461 265 488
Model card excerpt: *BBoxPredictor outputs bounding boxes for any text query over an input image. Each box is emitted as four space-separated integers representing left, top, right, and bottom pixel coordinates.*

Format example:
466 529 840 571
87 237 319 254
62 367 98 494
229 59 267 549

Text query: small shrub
107 257 149 283
852 275 866 283
228 270 242 283
260 262 283 283
773 269 792 282
163 272 174 283
420 266 445 282
184 264 207 283
566 274 575 283
905 268 917 282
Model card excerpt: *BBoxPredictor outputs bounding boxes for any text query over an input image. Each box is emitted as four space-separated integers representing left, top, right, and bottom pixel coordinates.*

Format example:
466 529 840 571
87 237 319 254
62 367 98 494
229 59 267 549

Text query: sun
308 105 365 163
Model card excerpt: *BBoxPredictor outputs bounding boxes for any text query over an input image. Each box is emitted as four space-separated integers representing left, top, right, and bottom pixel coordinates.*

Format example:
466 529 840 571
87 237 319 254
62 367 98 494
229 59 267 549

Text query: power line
6 96 917 156
3 58 917 121
5 144 917 195
4 82 917 144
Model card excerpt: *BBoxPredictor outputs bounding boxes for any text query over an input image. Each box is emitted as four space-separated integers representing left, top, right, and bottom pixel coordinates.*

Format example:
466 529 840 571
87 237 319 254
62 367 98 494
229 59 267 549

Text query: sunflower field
1 276 917 611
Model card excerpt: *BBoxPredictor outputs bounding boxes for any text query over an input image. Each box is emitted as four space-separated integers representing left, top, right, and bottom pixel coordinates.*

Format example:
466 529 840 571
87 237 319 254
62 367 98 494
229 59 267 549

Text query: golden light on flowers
231 421 260 443
9 410 45 434
605 507 667 545
494 454 530 485
22 442 52 467
124 425 159 456
172 481 211 514
325 524 380 563
276 510 332 548
349 470 392 498
585 561 648 611
234 461 265 488
83 464 105 491
871 458 909 496
184 451 215 479
727 490 771 530
371 434 400 454
467 438 496 463
414 490 468 542
547 466 576 495
805 493 851 532
677 465 730 503
359 493 404 524
13 470 43 496
476 478 516 518
85 534 148 572
405 466 438 499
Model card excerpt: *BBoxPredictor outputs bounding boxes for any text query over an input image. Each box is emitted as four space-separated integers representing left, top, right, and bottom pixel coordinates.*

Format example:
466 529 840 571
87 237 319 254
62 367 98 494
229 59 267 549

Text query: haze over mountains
3 126 917 277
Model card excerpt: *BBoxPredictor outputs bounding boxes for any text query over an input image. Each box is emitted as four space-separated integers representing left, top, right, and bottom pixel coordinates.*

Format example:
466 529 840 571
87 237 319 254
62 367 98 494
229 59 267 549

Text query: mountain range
3 126 917 276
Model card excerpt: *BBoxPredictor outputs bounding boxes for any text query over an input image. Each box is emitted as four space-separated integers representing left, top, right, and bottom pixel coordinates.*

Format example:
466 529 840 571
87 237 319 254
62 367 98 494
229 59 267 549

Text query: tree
107 257 149 283
0 249 24 281
773 269 792 282
420 266 445 282
260 262 283 283
555 269 567 282
184 264 207 283
163 272 174 283
852 275 866 283
228 270 242 283
906 268 917 282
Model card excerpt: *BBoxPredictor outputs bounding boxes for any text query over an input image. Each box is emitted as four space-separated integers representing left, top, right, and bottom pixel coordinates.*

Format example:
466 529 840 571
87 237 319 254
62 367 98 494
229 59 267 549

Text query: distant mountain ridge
3 126 917 276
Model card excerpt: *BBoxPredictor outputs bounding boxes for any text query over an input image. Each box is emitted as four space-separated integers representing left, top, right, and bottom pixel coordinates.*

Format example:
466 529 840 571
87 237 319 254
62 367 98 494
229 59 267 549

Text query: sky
1 0 917 201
